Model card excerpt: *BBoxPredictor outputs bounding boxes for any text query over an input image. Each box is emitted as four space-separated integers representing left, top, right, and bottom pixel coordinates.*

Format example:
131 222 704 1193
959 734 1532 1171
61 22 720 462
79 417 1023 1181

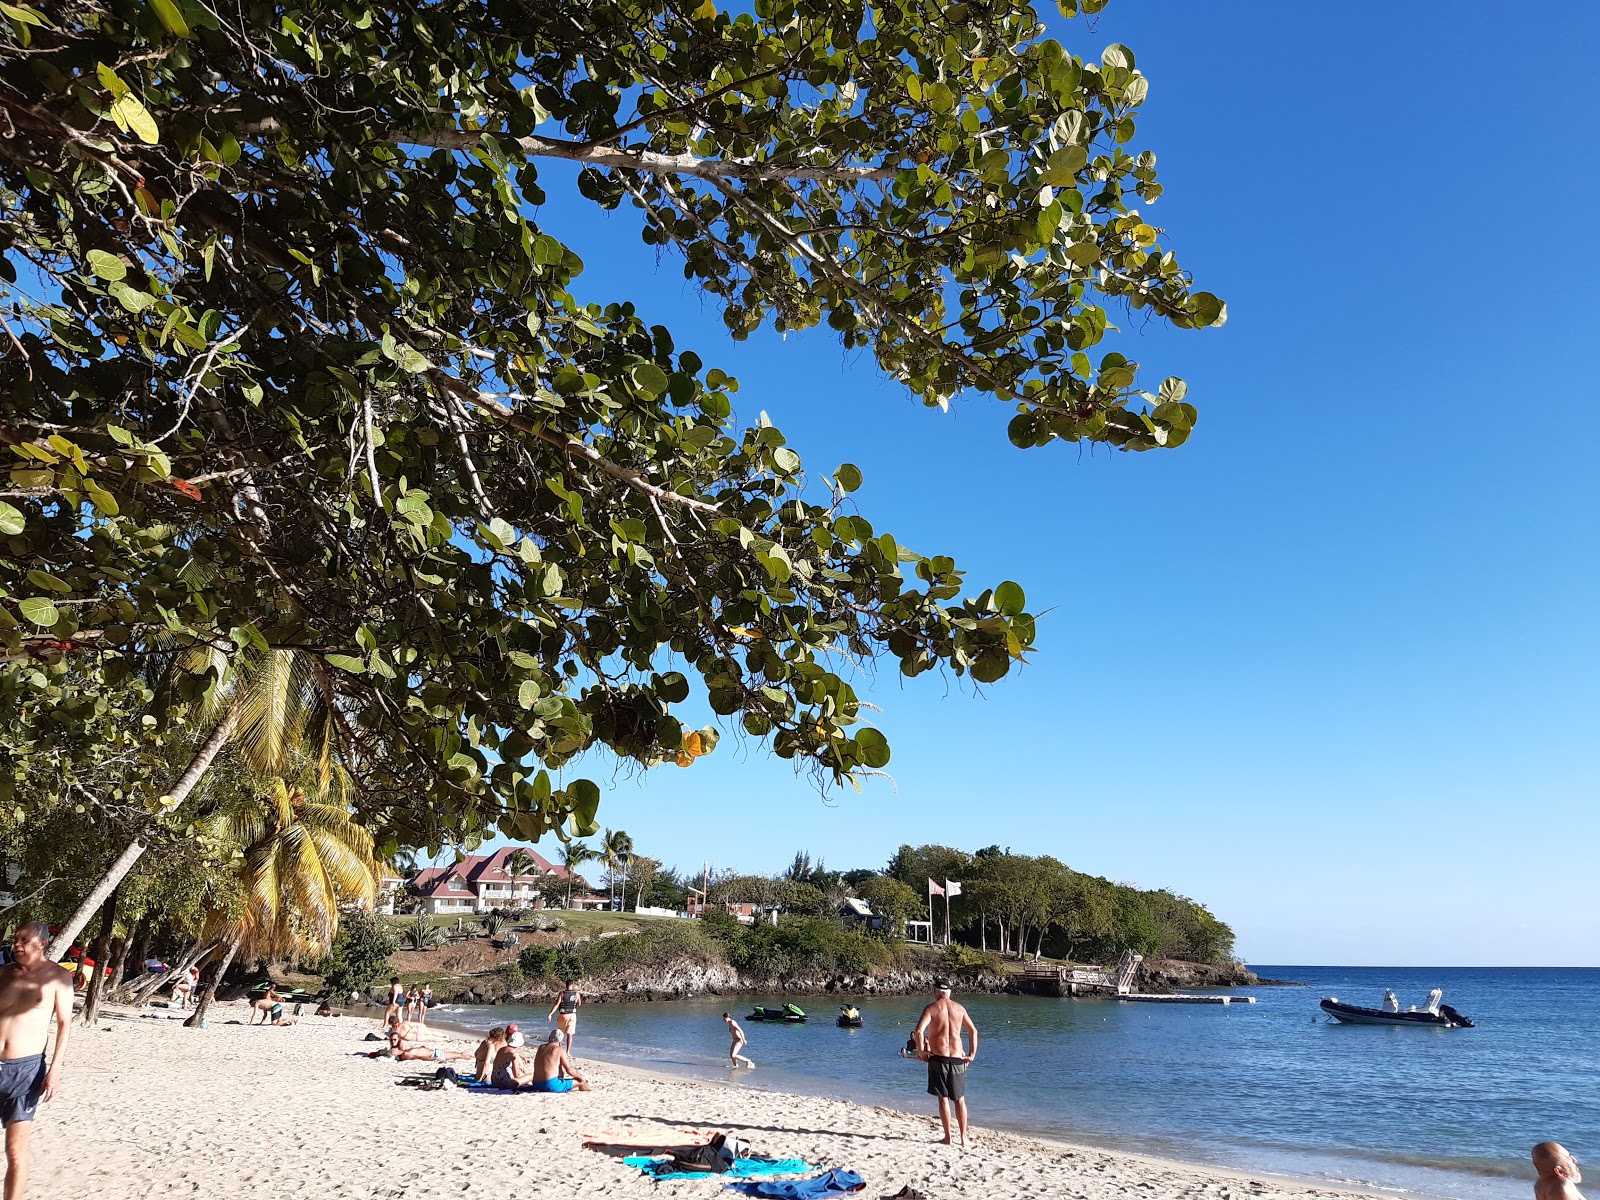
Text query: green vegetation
887 844 1235 964
514 912 906 988
0 0 1230 997
317 911 399 997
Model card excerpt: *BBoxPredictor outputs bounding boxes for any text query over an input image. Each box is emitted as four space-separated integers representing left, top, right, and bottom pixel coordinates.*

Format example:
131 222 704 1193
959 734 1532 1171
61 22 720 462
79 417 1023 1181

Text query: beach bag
670 1133 751 1174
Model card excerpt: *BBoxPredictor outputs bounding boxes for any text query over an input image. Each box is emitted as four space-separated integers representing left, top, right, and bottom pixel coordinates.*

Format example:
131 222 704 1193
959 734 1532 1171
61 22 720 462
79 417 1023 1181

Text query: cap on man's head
934 979 953 993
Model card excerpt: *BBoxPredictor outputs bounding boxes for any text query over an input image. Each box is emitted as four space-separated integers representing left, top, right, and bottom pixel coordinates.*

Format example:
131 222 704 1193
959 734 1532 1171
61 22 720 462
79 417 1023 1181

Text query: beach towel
623 1156 813 1182
583 1128 717 1148
724 1169 867 1199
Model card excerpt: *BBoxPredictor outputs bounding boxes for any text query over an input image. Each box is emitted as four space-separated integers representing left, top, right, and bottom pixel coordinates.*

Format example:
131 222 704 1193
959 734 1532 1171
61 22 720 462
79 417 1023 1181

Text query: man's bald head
1534 1143 1581 1182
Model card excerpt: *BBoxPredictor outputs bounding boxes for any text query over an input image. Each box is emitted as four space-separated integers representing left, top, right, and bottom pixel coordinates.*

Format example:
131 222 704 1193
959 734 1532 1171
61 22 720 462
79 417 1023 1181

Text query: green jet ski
747 1003 808 1023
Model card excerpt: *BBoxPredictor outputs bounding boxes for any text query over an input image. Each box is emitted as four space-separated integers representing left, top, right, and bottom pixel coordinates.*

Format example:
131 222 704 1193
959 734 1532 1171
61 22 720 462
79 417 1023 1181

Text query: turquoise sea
432 966 1599 1200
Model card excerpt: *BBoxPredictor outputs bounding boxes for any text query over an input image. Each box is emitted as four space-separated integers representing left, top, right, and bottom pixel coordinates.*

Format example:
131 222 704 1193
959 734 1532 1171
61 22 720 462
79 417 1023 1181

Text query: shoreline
419 1009 1462 1200
30 1000 1410 1200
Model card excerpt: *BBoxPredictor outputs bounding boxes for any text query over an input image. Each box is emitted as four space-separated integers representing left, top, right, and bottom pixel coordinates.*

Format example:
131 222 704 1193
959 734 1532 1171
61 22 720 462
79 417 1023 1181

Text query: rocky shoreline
422 956 1293 1006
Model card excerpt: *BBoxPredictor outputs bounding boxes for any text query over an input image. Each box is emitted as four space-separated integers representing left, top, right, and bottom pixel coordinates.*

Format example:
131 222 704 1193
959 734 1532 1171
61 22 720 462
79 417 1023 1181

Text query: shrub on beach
317 911 399 995
941 943 1003 975
518 945 558 980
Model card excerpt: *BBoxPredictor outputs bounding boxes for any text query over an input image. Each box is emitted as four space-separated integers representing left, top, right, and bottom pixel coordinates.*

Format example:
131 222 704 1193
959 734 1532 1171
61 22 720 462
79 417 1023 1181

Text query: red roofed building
407 846 603 914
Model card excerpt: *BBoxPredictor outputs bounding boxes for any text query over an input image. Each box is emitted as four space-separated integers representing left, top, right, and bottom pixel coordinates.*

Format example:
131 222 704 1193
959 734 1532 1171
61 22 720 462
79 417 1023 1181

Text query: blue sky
470 1 1599 966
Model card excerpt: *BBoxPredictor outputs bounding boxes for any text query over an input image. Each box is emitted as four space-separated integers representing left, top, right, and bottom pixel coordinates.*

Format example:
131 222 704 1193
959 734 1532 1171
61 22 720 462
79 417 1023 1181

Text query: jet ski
837 1005 863 1028
748 1003 807 1023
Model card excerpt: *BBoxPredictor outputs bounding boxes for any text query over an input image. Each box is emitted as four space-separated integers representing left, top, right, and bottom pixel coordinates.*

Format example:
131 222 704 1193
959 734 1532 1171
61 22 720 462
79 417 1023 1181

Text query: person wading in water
912 980 979 1147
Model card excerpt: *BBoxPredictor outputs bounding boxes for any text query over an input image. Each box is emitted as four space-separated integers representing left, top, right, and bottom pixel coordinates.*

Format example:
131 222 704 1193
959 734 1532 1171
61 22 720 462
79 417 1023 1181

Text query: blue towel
723 1169 866 1198
622 1156 814 1182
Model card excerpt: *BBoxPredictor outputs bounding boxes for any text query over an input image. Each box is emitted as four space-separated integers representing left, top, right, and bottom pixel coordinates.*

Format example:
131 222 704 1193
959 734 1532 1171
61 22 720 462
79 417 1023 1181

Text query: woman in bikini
547 978 582 1055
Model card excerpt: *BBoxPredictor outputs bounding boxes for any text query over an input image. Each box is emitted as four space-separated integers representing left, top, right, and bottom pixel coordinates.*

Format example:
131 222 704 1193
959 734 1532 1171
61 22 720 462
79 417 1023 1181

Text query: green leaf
148 0 191 37
112 94 160 144
86 250 126 281
18 597 59 627
993 580 1026 616
0 502 23 536
1189 292 1227 327
324 653 366 673
630 363 669 396
518 679 539 709
566 778 602 835
854 727 891 769
970 650 1010 683
834 463 862 493
692 0 716 17
772 447 801 474
1039 145 1087 187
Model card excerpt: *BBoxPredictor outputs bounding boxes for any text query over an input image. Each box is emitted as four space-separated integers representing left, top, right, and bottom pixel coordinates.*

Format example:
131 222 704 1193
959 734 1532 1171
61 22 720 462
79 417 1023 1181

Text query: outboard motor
1438 1004 1474 1028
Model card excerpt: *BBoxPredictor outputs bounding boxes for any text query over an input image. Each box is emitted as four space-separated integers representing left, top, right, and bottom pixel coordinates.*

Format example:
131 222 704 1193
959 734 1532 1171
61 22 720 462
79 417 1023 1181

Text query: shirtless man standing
912 981 978 1147
1533 1143 1584 1200
722 1013 754 1069
0 921 74 1199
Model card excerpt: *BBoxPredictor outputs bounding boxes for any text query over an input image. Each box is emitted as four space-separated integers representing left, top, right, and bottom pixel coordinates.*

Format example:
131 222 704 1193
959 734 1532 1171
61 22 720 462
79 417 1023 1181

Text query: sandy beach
27 1003 1377 1200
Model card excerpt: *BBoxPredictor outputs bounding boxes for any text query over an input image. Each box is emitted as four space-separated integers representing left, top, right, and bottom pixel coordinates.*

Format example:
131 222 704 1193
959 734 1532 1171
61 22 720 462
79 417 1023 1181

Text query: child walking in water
722 1012 754 1068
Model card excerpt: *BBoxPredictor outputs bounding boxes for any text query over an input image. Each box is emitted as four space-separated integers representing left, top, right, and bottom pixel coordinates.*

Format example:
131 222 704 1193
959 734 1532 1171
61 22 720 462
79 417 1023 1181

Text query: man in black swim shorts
912 981 979 1147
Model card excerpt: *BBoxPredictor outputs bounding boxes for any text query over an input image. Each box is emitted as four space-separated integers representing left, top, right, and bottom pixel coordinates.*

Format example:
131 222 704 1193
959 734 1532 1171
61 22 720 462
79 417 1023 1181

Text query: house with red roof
407 846 604 914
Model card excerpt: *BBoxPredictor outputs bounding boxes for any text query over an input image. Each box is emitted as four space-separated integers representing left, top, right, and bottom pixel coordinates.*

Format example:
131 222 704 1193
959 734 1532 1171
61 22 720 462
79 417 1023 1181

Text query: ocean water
432 966 1600 1200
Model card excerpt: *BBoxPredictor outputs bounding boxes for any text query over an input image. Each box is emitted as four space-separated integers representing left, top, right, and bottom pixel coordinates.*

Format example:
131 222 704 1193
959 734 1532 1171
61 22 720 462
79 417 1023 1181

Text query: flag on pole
945 880 962 898
927 878 945 896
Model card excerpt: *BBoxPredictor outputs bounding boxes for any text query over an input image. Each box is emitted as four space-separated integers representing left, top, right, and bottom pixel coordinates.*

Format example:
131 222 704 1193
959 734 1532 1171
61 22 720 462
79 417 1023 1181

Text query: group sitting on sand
486 1025 591 1092
366 1014 589 1093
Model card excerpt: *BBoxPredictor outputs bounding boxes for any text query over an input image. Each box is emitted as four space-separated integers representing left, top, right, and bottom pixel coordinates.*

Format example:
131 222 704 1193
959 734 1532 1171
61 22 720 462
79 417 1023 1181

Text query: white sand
30 1004 1373 1200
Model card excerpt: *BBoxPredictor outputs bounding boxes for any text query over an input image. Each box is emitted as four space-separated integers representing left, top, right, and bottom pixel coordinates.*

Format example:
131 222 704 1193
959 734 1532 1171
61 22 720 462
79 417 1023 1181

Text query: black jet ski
748 1003 807 1023
837 1005 863 1028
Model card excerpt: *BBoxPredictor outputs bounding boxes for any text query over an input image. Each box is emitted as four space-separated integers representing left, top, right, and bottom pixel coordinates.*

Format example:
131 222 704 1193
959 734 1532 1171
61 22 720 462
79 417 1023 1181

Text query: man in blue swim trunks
528 1030 590 1092
0 921 74 1198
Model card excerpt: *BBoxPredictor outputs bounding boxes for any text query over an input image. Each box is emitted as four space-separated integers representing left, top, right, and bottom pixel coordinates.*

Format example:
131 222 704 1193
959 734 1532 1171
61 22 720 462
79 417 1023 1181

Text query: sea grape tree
0 0 1221 859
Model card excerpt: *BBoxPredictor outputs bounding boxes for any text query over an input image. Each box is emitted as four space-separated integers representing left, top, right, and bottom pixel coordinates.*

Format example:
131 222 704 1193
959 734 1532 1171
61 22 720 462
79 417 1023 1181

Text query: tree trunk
116 918 152 998
978 909 987 953
125 938 214 1003
47 710 238 959
107 930 134 996
185 937 240 1028
77 883 123 1026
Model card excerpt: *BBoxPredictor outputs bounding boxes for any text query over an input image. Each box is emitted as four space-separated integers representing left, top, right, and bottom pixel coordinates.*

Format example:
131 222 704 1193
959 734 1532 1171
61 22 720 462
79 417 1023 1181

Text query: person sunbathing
530 1029 591 1092
367 1017 472 1062
1534 1142 1585 1200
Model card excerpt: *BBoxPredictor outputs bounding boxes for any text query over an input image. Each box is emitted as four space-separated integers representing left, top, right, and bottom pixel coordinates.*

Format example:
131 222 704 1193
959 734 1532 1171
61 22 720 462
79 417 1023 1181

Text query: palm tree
602 829 633 911
50 646 347 958
560 840 596 909
505 848 537 907
184 774 379 1028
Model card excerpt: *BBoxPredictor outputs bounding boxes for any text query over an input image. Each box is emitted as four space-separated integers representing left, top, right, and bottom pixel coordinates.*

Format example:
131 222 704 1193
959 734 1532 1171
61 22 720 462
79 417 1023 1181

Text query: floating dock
1119 993 1256 1005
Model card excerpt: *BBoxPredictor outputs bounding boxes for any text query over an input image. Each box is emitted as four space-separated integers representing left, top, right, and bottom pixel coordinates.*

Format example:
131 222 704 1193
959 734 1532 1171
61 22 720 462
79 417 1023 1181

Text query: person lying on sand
1534 1143 1585 1200
369 1033 472 1062
529 1030 591 1092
